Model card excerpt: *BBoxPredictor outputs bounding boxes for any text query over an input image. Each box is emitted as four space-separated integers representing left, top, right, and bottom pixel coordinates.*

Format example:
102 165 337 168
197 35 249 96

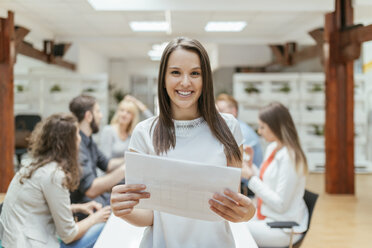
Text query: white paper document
125 152 241 221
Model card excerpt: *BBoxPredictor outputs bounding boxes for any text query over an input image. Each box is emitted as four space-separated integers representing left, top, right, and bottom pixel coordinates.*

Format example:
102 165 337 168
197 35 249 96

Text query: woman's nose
180 74 191 87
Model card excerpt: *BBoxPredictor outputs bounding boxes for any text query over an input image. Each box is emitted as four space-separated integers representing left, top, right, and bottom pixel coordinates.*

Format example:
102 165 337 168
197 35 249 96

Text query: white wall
109 59 158 93
14 55 51 74
0 9 55 51
280 57 323 73
76 45 109 75
217 44 272 68
14 44 110 76
0 10 109 76
213 67 236 96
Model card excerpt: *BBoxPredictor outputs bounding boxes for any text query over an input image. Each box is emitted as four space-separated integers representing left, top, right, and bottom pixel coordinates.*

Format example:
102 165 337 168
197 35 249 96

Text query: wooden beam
292 45 321 64
16 40 76 71
269 45 285 64
44 40 55 64
235 66 266 73
269 42 321 67
284 42 296 65
14 26 29 49
309 27 324 44
341 43 361 61
0 11 15 193
54 57 76 70
351 24 372 43
324 0 355 194
17 41 48 63
337 24 372 61
11 24 76 71
269 28 325 67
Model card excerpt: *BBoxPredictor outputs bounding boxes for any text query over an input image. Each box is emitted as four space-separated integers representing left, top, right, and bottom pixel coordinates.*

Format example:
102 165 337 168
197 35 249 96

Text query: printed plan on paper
125 152 241 221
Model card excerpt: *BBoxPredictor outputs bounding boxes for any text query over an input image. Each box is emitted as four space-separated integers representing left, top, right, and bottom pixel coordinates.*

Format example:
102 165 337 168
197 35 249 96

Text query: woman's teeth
177 90 192 96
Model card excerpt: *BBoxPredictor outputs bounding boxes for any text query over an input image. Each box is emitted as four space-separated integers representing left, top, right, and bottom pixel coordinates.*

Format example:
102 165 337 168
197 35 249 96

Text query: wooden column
324 0 354 194
0 11 15 192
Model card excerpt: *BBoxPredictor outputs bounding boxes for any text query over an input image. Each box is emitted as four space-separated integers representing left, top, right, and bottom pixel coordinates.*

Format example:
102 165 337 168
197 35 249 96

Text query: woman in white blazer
242 102 309 247
0 113 111 248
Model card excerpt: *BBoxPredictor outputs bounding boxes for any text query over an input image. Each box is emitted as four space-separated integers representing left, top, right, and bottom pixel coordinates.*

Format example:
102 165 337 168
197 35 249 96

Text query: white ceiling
1 0 372 60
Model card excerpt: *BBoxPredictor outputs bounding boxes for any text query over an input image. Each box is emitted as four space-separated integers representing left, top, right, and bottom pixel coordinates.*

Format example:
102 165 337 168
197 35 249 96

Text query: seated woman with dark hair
242 102 309 247
0 113 111 248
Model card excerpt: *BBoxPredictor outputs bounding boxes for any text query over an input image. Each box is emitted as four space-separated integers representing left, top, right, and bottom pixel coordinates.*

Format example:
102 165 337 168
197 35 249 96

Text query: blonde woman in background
242 102 309 247
100 96 152 159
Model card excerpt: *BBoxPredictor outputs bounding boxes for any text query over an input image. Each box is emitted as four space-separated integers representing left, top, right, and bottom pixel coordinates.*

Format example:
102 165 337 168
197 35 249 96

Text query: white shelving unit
233 72 372 173
14 73 109 128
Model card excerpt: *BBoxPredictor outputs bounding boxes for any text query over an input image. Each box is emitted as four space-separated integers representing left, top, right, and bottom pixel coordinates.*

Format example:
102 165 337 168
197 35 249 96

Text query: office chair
241 178 255 197
14 114 42 169
264 189 319 248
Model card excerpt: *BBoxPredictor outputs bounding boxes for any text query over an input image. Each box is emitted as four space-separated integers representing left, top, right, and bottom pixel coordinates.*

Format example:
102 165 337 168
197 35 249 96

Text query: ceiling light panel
129 21 169 32
205 21 247 32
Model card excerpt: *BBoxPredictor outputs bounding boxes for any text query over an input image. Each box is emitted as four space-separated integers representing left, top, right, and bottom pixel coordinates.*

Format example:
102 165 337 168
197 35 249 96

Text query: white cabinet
14 73 109 127
233 72 372 173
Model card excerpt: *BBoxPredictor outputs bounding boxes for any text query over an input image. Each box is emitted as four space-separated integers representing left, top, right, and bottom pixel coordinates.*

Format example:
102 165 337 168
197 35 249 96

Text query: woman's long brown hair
19 113 80 191
259 102 308 174
152 37 242 166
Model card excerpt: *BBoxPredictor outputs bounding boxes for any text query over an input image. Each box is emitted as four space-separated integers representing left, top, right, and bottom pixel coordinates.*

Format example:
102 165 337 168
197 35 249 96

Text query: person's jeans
60 222 105 248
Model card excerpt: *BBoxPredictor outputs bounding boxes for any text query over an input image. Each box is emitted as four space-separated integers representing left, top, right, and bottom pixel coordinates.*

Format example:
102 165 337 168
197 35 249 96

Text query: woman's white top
100 125 131 159
0 162 78 247
248 142 309 233
128 113 244 248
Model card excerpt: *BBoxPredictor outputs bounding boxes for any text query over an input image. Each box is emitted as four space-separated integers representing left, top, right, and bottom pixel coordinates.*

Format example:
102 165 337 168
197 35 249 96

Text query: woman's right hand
124 95 148 112
241 162 254 179
111 184 150 218
79 201 102 215
90 206 111 224
243 145 254 167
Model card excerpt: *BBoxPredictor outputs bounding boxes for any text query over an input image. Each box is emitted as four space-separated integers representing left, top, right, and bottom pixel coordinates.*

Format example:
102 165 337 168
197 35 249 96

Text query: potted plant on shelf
312 125 324 136
244 83 260 94
113 89 126 104
50 84 62 93
310 84 323 92
82 88 95 93
279 83 291 93
15 85 24 93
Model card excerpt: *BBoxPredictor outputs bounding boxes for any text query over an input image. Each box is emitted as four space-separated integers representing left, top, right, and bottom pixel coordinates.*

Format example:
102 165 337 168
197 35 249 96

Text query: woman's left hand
209 189 256 222
79 201 103 215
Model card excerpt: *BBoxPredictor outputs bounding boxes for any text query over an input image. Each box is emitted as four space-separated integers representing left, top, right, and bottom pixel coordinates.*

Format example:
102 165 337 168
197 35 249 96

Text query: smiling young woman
110 37 256 247
165 48 203 120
